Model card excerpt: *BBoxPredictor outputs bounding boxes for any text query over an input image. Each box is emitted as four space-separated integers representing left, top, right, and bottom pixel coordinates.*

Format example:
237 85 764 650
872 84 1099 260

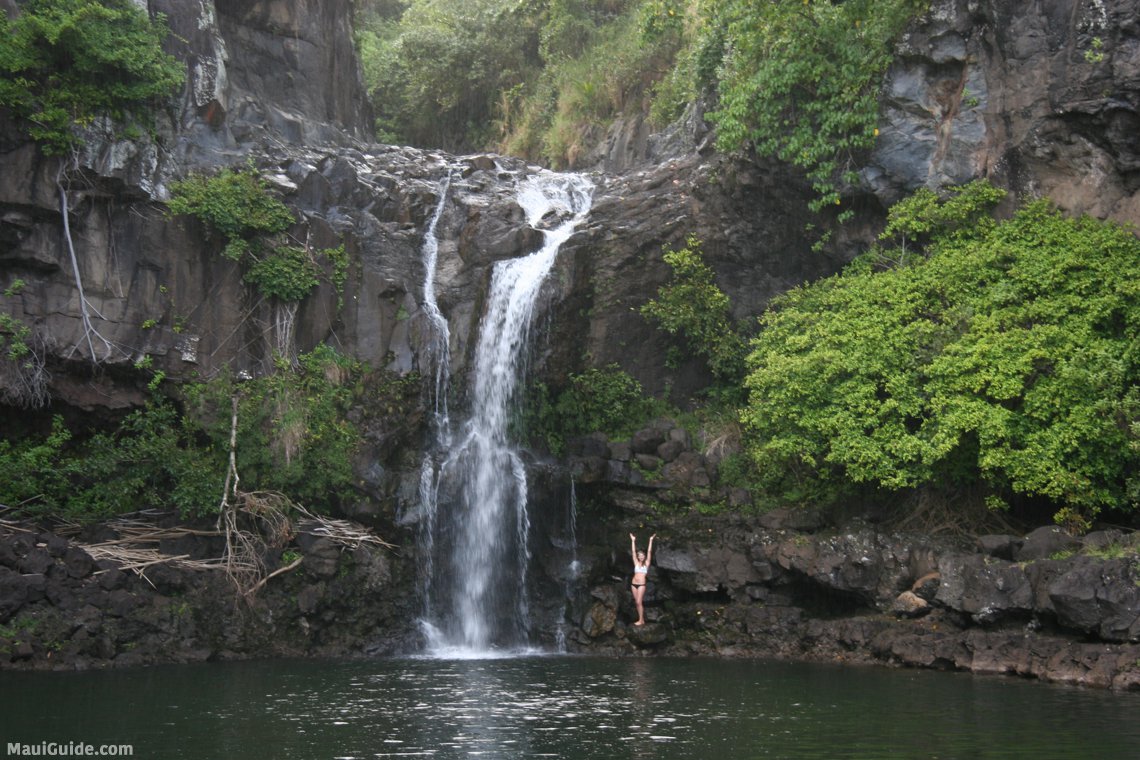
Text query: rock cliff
1 0 1138 685
4 0 1138 412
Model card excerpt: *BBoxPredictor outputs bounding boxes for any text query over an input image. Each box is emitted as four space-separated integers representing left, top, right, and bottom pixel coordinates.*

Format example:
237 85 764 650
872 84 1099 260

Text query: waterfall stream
419 171 594 655
416 175 453 630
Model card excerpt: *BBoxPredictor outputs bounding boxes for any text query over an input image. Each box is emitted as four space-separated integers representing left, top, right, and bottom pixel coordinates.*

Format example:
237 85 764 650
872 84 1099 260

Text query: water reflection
2 656 1139 759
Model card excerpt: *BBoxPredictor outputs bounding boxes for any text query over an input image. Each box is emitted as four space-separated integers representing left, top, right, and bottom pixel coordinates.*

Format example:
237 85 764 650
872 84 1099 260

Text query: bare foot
634 621 645 626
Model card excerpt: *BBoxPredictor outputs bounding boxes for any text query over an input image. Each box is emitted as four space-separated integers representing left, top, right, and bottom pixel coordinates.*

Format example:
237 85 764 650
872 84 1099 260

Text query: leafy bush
169 167 346 305
742 182 1140 527
704 0 927 215
168 165 295 261
640 235 747 386
243 245 321 302
0 416 72 512
183 345 364 510
0 346 371 519
0 0 184 154
0 404 220 519
528 364 664 453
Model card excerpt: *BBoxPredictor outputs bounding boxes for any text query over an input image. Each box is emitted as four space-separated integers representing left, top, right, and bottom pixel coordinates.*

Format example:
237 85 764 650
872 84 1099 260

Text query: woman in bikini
629 532 656 626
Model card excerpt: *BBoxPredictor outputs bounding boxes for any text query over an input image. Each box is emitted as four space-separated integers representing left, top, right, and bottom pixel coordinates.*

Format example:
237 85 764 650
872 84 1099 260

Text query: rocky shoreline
3 509 1137 692
565 510 1140 691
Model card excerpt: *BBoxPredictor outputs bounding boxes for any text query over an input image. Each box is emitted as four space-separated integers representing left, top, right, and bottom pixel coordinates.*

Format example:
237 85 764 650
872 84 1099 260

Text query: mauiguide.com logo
6 743 132 757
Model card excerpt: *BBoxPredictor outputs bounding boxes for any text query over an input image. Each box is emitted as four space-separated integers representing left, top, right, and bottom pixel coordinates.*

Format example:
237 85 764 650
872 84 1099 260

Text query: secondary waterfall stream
419 171 594 655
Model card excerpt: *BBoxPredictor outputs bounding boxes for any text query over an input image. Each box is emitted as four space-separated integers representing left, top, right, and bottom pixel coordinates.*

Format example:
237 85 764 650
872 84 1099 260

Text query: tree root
56 160 121 364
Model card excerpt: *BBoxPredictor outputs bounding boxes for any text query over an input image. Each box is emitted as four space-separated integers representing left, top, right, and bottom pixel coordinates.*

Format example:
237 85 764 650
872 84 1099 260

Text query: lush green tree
358 0 541 150
704 0 926 215
0 0 184 154
742 182 1140 528
640 235 747 385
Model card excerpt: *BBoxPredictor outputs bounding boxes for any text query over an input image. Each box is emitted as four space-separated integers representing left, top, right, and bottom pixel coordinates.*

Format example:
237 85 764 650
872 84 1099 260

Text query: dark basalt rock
3 0 1140 693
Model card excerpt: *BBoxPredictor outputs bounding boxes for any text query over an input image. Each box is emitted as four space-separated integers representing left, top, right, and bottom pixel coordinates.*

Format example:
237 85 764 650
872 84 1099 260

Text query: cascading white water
555 477 581 652
420 173 453 434
423 171 593 655
416 174 453 628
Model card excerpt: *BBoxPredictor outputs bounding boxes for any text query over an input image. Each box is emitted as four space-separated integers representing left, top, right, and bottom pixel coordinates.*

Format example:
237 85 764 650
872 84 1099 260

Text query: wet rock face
868 0 1140 223
155 0 373 154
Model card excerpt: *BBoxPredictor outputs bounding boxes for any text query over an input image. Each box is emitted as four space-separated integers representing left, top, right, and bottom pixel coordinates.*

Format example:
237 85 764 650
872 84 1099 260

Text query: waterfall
420 172 453 436
416 174 453 633
422 171 594 655
555 477 581 652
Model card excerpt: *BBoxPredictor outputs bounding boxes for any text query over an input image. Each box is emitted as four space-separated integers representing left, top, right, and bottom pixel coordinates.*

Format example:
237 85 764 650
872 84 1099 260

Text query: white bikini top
634 565 649 574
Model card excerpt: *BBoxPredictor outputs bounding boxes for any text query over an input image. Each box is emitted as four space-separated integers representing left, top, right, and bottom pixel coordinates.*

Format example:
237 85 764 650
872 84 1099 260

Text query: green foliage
243 245 321 303
0 403 219 519
878 179 1008 251
183 345 364 509
357 0 540 150
169 167 346 305
1 287 30 356
706 0 927 214
542 7 680 166
355 0 923 177
0 313 32 361
167 166 295 261
528 364 663 453
324 245 350 309
0 346 373 519
742 182 1140 526
0 0 184 154
640 235 747 385
0 416 71 510
356 0 681 165
67 401 220 518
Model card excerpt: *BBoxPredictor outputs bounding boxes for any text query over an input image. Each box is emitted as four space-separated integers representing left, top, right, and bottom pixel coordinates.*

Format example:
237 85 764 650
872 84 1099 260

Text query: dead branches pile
295 505 396 551
41 496 394 598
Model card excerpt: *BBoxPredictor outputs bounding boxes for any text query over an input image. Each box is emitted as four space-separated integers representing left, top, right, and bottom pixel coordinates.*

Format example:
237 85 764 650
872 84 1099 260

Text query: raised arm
645 534 657 566
630 533 637 563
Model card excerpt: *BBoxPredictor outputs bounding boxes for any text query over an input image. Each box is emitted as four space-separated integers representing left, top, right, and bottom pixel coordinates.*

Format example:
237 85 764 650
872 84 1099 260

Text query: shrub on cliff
526 365 665 454
707 0 927 216
0 347 370 520
0 0 184 154
742 182 1140 529
640 235 748 390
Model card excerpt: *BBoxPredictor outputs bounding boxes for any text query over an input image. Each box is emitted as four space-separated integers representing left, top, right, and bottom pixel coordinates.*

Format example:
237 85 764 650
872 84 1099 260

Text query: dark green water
2 656 1138 759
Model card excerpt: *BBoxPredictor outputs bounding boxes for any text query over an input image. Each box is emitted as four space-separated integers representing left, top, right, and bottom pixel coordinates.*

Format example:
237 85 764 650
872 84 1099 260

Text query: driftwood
295 505 396 550
55 502 393 596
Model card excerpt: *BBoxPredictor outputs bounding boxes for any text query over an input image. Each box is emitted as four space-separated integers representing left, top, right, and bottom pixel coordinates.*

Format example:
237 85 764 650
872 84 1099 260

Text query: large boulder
934 554 1033 623
654 542 763 598
1047 557 1140 642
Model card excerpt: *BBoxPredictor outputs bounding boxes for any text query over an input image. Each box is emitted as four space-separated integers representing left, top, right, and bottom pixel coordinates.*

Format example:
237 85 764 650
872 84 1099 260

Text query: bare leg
632 585 646 625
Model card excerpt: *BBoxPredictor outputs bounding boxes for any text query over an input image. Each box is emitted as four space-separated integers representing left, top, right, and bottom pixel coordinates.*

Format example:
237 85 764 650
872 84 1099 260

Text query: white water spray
416 174 453 628
424 171 593 654
420 173 453 433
